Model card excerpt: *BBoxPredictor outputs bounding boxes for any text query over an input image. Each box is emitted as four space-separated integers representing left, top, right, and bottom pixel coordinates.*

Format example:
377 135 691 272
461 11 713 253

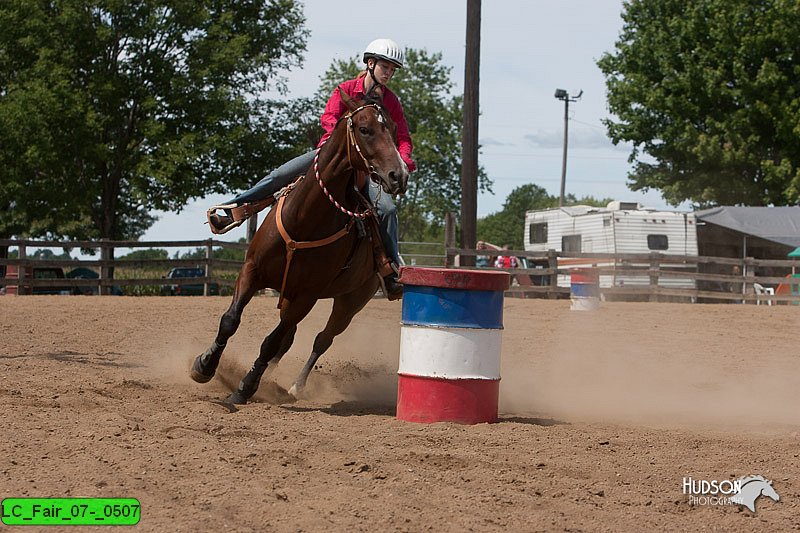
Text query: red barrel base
396 374 499 424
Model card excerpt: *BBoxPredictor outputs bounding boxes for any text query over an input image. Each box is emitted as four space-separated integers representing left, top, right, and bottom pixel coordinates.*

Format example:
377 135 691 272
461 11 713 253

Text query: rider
208 38 414 299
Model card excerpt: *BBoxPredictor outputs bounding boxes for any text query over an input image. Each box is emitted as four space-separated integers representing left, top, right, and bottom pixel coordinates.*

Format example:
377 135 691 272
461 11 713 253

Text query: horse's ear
338 87 358 112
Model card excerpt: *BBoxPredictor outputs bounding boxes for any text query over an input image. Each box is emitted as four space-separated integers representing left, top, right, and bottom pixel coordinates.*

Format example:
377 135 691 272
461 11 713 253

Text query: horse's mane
330 92 396 141
362 94 382 107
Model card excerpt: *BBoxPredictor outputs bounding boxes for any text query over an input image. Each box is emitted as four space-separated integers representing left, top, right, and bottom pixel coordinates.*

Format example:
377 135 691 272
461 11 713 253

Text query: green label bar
1 498 140 526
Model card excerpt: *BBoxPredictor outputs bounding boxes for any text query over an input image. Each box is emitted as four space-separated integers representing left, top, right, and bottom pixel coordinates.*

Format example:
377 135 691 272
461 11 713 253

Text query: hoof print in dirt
211 400 239 413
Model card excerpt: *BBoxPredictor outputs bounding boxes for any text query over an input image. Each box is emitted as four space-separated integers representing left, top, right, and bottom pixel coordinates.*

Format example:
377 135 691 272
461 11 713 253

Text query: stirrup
377 273 403 301
206 203 245 235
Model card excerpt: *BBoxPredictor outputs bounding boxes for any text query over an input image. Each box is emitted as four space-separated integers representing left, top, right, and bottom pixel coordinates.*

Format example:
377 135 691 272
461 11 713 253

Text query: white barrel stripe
398 326 501 379
570 296 600 311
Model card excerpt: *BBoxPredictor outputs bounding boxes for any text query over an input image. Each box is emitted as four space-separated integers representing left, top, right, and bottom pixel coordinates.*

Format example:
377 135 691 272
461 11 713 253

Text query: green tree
29 249 73 261
180 240 246 262
598 0 800 207
118 249 169 261
478 184 554 249
0 0 308 242
308 49 492 241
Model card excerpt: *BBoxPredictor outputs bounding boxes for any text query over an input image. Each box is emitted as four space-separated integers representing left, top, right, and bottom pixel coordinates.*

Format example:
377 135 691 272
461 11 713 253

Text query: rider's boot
208 209 236 234
383 273 403 300
207 197 275 235
382 263 403 301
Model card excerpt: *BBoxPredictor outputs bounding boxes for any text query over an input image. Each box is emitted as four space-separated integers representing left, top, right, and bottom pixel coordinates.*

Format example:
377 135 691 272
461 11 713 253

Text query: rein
313 102 384 220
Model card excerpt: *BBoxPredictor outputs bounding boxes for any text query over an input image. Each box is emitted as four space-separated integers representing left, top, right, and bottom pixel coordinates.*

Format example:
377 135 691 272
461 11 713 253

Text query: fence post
247 214 258 244
444 212 456 267
744 257 755 304
205 239 213 296
18 244 27 295
649 252 660 302
547 249 558 299
100 240 112 295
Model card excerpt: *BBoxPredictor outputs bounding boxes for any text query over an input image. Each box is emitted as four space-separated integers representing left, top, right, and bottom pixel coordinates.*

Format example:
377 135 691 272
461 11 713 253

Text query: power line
570 118 609 131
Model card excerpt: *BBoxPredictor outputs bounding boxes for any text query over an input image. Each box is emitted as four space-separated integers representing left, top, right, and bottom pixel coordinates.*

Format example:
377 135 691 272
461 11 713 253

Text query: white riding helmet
363 38 404 68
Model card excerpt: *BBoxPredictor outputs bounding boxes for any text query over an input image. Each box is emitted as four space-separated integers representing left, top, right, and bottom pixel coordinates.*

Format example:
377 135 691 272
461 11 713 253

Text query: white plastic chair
753 283 775 306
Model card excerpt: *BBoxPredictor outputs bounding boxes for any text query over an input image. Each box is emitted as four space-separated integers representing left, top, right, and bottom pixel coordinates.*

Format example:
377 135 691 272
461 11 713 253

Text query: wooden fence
447 246 800 304
3 238 800 304
0 238 247 296
0 238 447 297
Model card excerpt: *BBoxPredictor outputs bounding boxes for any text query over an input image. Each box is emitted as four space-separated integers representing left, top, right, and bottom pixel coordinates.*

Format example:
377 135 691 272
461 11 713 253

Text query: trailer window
647 234 669 250
529 223 547 244
562 235 581 252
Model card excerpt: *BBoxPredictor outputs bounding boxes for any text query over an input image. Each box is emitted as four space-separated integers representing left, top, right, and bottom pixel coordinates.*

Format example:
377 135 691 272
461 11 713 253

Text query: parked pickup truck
160 267 219 296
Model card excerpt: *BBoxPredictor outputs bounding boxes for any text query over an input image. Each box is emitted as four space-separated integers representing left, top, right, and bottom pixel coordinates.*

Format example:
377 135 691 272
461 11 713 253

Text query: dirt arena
2 295 799 531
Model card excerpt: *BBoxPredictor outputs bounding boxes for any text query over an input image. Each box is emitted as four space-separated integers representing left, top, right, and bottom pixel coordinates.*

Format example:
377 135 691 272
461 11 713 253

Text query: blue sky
142 0 685 244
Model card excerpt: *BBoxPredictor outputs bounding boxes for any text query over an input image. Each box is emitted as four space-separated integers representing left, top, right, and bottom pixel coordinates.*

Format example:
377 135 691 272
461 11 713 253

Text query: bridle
312 102 387 220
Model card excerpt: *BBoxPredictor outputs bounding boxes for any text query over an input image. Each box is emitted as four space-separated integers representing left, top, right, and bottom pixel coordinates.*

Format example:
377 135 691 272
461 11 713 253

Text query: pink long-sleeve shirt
318 75 416 172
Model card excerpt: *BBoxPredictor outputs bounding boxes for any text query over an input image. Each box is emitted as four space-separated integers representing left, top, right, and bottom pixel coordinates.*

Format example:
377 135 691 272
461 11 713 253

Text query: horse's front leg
225 324 297 404
227 298 316 404
190 269 258 383
289 280 378 397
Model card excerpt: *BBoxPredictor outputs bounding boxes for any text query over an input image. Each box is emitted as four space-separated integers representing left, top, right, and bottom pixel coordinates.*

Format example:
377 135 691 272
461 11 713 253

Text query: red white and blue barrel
395 267 511 424
570 268 600 311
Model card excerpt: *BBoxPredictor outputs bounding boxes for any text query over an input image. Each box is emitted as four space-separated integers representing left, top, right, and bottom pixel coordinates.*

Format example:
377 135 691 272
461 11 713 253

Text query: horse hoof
190 356 214 383
287 384 300 398
225 392 248 405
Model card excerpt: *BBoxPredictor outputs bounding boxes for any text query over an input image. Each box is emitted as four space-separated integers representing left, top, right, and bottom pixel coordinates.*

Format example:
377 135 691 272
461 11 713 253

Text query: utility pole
554 88 582 207
460 0 481 266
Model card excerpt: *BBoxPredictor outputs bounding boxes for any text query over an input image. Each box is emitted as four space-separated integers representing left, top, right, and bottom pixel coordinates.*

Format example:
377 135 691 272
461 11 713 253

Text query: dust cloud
499 299 800 430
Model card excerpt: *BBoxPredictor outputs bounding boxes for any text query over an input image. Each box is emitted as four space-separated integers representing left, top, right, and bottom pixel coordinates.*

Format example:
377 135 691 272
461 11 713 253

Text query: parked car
1 265 125 295
31 266 71 295
2 265 70 295
66 267 123 295
160 267 219 296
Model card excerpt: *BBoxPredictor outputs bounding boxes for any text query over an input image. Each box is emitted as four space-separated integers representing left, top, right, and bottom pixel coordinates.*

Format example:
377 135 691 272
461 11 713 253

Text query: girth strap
275 193 354 310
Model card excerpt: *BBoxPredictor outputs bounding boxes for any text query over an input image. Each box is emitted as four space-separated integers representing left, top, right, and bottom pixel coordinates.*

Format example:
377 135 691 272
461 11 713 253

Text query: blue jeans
367 181 400 268
230 150 316 205
231 151 400 269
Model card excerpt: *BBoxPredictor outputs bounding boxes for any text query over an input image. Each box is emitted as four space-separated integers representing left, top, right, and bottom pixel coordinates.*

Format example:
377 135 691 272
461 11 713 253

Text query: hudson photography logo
683 475 780 513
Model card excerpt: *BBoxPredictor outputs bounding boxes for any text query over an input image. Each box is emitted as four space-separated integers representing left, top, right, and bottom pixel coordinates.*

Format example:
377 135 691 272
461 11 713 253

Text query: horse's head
339 88 409 195
758 480 780 502
735 475 780 513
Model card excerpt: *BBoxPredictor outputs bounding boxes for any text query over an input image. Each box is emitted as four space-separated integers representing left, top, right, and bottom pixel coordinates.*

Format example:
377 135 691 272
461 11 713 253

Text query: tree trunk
100 167 121 281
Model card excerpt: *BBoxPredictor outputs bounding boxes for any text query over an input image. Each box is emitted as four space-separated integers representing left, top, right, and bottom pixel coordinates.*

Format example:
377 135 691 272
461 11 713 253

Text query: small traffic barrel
570 268 600 311
395 267 511 424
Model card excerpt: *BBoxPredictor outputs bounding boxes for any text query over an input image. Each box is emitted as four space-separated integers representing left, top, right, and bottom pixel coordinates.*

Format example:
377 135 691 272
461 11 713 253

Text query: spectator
494 246 519 269
476 241 492 268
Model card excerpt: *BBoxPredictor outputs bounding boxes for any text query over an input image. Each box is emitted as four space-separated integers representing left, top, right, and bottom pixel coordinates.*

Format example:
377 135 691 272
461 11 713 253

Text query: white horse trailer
523 201 698 289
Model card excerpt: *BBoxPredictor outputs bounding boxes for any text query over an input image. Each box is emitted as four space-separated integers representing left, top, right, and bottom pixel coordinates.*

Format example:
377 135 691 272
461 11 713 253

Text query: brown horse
190 90 409 404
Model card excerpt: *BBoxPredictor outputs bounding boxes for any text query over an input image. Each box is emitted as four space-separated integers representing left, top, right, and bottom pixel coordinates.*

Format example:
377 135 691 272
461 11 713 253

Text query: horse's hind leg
190 265 259 383
289 281 378 397
226 325 297 404
227 298 315 404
